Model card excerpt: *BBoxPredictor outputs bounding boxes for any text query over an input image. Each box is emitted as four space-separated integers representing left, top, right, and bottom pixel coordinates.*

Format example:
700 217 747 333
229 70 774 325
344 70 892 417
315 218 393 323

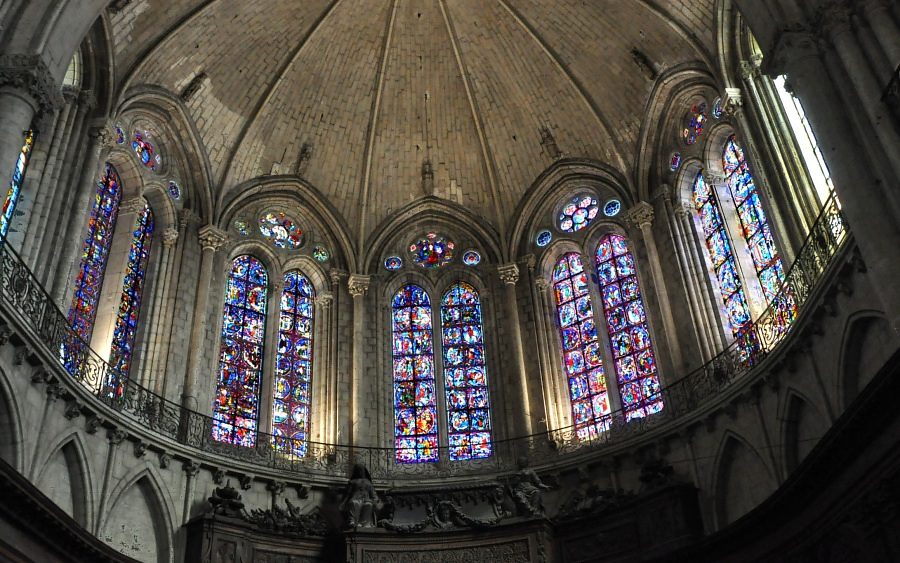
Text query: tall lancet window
441 282 493 460
594 234 662 420
67 163 123 344
212 256 268 446
392 285 438 463
723 136 784 302
692 171 752 338
273 270 314 457
1 129 35 238
108 203 154 380
553 253 610 439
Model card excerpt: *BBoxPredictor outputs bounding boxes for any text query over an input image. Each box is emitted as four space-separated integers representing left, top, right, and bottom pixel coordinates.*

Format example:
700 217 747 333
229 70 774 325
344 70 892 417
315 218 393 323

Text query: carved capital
198 225 228 251
314 292 334 310
626 201 654 230
162 227 179 247
88 123 115 152
765 29 821 77
0 54 64 114
534 277 550 293
118 197 148 215
674 201 693 219
78 88 97 110
722 87 743 116
739 60 760 81
347 274 370 298
816 0 853 40
497 263 519 285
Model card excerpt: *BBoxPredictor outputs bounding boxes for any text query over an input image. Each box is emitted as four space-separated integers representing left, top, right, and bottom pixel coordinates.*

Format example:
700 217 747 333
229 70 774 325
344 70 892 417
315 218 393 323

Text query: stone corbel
133 441 148 458
64 400 82 420
86 415 106 434
158 452 171 469
238 474 253 490
182 461 201 478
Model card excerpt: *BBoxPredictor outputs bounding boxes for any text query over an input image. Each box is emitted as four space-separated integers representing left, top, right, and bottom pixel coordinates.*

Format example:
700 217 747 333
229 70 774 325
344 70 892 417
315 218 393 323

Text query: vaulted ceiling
111 0 717 240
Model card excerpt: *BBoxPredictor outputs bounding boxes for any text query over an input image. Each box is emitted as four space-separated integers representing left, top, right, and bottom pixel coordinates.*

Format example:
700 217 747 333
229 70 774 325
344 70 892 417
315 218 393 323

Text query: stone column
861 0 900 72
497 263 533 438
347 274 370 447
140 227 178 390
181 225 227 412
51 123 113 305
820 4 900 180
0 55 61 201
258 277 284 440
768 30 900 329
626 202 684 373
155 209 192 398
533 276 567 431
328 269 344 443
313 291 333 444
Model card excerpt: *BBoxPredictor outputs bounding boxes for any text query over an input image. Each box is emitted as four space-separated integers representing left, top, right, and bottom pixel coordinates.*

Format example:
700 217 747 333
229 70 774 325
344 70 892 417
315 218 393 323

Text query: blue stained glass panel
595 234 663 419
212 256 268 447
442 282 493 460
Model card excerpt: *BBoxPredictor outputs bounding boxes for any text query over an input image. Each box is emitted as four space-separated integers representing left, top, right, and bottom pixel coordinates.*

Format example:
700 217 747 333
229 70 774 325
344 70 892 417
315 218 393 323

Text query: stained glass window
212 256 268 447
723 136 785 302
603 199 622 217
669 153 682 172
553 253 610 440
462 250 481 266
536 230 552 247
258 211 304 249
441 283 492 460
385 256 403 271
234 219 249 236
67 163 123 344
559 195 599 233
595 234 662 420
692 172 752 337
1 129 34 238
108 203 154 383
392 285 438 463
683 102 707 145
312 246 329 262
115 126 125 145
167 181 181 200
131 131 160 170
410 233 454 269
273 271 314 457
712 98 724 119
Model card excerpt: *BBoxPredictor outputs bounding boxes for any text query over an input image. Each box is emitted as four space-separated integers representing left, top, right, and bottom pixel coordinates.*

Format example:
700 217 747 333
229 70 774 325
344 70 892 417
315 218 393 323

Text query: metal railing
0 193 848 481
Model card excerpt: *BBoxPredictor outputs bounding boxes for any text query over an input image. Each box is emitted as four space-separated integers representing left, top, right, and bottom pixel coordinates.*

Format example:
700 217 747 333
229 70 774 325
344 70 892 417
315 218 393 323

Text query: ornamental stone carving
198 225 228 251
508 457 551 517
626 201 655 230
347 275 371 298
497 263 519 285
342 463 378 528
162 228 179 247
0 54 64 113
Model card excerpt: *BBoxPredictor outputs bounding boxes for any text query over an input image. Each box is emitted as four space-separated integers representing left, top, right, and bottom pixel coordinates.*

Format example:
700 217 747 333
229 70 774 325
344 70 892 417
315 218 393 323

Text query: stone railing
0 193 849 482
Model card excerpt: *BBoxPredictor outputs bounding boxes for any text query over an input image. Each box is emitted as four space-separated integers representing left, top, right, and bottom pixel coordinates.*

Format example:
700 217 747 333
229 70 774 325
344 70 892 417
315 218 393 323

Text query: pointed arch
838 311 898 410
440 282 493 460
777 387 826 475
391 284 438 463
34 430 95 530
711 430 777 528
99 466 176 563
0 366 23 473
212 255 269 446
273 269 315 457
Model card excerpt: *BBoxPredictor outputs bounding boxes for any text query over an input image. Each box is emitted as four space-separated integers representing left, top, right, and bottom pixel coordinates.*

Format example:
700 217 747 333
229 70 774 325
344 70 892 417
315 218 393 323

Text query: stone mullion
661 191 716 362
328 271 343 445
181 225 227 412
258 277 284 443
312 292 332 445
497 263 533 439
51 125 112 306
19 93 71 265
626 202 684 376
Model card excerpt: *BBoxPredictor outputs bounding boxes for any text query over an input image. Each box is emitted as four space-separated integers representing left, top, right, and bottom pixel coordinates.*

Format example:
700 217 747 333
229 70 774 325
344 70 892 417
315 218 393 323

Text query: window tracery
410 233 455 269
559 195 599 233
258 211 304 249
131 131 161 171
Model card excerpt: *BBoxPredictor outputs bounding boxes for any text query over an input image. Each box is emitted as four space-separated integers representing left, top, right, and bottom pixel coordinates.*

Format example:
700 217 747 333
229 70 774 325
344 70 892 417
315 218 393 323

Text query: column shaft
498 264 533 437
348 275 370 447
